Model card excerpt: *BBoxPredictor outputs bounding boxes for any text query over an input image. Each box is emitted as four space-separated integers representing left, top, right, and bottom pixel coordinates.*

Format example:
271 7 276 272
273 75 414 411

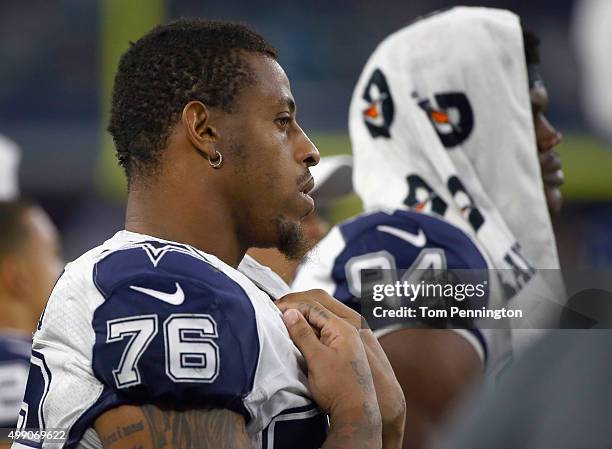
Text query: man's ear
181 101 220 160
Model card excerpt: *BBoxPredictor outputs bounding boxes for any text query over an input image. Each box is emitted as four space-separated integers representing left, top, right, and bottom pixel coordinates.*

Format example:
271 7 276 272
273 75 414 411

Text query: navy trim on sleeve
90 243 259 419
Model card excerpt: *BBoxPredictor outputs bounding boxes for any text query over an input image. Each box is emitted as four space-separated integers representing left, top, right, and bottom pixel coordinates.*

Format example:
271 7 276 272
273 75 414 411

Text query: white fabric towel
349 7 565 354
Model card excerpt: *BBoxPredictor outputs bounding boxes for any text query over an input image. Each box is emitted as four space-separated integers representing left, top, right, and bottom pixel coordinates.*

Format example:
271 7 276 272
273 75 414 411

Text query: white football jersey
12 231 326 449
294 209 513 373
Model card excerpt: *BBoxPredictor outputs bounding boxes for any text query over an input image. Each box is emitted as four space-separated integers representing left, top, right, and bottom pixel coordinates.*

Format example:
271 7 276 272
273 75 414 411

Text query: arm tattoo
323 409 382 449
140 405 252 449
99 421 146 447
351 360 375 395
322 362 381 448
98 406 252 449
299 302 331 320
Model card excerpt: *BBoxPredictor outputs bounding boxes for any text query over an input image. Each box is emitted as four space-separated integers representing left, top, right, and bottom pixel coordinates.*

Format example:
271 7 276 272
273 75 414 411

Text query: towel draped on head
349 7 565 353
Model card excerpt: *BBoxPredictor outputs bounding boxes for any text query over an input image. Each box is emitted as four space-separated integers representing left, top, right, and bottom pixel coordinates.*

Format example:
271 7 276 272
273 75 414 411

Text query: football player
0 200 62 443
294 7 563 449
12 20 401 449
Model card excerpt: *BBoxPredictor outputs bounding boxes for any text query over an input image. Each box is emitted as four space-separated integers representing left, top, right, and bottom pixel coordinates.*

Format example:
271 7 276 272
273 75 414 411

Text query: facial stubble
274 215 311 261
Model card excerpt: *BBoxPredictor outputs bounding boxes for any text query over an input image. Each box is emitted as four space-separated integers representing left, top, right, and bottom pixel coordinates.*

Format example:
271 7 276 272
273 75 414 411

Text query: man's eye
277 117 292 127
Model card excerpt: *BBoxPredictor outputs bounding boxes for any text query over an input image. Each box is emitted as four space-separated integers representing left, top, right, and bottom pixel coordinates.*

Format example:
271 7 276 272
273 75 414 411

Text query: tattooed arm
94 404 252 449
95 329 381 449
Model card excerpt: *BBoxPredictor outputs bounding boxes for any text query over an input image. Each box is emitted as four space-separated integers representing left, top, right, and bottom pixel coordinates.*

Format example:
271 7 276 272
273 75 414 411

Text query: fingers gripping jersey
14 231 326 449
294 209 490 360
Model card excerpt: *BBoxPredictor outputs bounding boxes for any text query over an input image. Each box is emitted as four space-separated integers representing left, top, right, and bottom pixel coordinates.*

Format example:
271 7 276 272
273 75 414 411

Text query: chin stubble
274 216 310 261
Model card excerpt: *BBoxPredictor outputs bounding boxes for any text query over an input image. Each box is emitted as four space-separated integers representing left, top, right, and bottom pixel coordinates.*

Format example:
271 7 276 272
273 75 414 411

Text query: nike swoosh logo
377 225 427 248
129 282 185 305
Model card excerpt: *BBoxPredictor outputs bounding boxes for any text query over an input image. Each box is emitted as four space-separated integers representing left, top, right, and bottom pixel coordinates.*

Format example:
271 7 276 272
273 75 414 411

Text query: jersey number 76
107 313 219 388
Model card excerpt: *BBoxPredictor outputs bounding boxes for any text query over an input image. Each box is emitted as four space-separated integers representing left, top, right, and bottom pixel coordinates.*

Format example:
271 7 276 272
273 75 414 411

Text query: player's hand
282 304 382 449
278 289 363 329
278 290 405 449
281 302 375 415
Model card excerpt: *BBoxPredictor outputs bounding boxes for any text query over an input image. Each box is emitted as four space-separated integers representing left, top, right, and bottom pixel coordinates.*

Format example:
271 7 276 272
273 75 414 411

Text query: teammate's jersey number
346 247 447 298
107 313 219 389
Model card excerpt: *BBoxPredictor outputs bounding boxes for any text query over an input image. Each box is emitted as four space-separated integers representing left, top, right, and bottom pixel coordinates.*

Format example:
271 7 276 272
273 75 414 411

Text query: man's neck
125 183 245 268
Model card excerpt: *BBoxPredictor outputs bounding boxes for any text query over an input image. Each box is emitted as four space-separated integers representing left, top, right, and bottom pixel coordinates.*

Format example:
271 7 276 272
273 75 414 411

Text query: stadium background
1 0 610 266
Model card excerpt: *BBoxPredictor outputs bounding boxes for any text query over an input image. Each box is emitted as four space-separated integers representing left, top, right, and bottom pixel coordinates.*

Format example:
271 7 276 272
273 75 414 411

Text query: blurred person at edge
0 200 63 442
0 135 21 201
433 330 612 449
248 155 353 284
574 0 612 144
294 7 564 449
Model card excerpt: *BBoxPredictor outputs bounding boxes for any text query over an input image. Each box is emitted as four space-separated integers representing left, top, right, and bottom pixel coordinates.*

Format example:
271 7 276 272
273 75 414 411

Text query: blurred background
1 0 610 266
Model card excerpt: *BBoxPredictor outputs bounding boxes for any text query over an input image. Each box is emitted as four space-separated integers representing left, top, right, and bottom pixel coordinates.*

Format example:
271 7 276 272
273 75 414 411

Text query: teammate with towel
294 7 565 449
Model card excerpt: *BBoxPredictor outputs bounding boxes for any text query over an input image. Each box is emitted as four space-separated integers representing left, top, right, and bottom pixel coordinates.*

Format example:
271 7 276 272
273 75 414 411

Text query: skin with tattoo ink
96 404 252 449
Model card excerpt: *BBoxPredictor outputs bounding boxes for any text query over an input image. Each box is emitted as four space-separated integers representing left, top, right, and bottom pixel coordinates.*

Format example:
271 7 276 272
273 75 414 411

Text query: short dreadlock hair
108 19 277 183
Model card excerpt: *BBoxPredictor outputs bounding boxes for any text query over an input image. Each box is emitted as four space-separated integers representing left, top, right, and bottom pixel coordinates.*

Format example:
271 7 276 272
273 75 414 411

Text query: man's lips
298 176 315 215
300 176 315 195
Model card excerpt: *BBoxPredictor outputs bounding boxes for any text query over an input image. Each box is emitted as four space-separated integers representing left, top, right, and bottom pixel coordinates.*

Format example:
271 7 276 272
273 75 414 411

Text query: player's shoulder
334 208 487 269
90 233 241 301
337 208 470 244
80 233 260 408
40 231 255 342
56 230 244 302
294 208 488 303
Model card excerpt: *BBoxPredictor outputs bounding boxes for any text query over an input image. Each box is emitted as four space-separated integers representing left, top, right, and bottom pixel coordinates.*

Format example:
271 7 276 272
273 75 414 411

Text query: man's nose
296 125 320 168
